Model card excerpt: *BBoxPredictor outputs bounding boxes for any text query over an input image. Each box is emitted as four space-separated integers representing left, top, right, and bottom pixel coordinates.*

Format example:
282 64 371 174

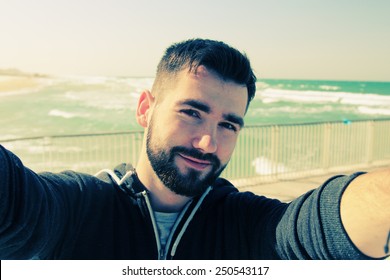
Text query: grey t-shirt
154 211 180 251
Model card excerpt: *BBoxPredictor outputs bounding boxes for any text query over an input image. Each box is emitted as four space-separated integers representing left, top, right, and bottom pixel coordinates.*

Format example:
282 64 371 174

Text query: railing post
271 125 280 179
322 123 331 172
43 136 52 170
366 120 374 165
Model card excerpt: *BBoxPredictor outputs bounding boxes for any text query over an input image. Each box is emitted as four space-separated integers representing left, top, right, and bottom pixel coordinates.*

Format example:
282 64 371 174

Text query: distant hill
0 68 48 78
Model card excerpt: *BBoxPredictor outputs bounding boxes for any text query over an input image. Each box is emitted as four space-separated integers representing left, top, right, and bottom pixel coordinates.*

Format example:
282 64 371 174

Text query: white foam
339 93 390 106
58 75 110 85
259 88 340 103
261 97 278 104
319 85 340 91
252 156 288 175
48 109 89 119
125 77 154 90
63 90 134 110
357 106 390 116
58 75 154 89
258 88 390 106
59 77 149 110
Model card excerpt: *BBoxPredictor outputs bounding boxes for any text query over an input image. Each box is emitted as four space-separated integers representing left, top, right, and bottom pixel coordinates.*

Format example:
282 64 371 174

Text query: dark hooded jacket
0 145 372 259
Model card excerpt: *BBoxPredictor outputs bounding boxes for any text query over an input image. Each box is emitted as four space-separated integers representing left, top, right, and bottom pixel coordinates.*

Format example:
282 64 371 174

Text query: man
0 38 389 260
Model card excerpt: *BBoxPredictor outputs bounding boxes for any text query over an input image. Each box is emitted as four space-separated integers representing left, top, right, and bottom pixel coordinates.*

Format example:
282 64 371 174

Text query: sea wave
58 75 154 89
319 85 340 91
358 106 390 116
258 88 390 106
251 105 336 114
63 90 135 110
48 109 90 119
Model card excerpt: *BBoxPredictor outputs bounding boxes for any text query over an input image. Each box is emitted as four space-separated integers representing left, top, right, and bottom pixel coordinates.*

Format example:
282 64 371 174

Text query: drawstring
170 186 213 258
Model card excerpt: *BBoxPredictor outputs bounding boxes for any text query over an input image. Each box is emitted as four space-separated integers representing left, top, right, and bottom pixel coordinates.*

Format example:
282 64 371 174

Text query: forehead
162 67 248 117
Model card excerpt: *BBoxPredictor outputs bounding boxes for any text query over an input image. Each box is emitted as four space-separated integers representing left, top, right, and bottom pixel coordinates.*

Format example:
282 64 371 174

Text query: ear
136 90 155 128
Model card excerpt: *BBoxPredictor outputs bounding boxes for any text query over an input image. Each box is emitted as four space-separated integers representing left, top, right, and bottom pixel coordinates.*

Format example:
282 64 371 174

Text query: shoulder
210 177 287 212
34 167 132 201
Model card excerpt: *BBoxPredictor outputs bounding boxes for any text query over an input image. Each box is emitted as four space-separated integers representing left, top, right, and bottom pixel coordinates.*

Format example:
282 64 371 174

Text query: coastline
0 75 51 97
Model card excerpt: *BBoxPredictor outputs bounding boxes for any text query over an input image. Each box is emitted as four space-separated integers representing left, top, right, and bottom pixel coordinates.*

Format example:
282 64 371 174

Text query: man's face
146 66 247 197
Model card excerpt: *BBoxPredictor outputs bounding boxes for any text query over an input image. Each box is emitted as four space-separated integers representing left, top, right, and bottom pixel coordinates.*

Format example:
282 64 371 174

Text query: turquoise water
246 79 390 125
259 79 390 95
1 75 390 140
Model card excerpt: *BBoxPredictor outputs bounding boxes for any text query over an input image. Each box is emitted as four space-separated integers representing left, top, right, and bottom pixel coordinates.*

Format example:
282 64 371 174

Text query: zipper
141 186 212 259
162 200 193 259
141 191 164 259
169 186 212 258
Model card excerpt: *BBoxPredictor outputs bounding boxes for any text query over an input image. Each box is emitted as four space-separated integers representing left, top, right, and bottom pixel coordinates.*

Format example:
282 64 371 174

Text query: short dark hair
152 38 257 111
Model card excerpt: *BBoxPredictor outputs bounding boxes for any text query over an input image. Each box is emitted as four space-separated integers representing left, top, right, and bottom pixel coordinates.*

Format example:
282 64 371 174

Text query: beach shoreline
0 74 52 98
0 75 43 93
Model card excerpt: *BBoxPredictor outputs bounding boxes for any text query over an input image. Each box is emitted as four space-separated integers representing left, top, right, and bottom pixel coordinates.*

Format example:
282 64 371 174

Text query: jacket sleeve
0 145 99 259
275 173 375 259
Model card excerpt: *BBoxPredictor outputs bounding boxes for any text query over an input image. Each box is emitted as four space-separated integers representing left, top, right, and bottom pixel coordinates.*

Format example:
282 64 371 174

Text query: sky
0 0 389 81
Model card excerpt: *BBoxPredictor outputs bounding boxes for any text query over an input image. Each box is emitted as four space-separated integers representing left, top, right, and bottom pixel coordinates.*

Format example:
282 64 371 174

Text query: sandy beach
0 75 44 94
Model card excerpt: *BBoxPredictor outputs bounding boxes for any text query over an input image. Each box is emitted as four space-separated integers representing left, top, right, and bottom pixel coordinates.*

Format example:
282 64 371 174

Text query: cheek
216 134 238 162
158 118 193 144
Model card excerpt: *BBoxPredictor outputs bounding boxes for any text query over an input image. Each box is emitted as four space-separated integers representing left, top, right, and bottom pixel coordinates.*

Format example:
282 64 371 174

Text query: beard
146 119 227 197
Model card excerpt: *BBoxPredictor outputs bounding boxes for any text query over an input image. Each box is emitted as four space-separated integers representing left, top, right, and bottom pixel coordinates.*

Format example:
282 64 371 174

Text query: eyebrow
180 99 245 129
181 99 211 113
224 113 245 129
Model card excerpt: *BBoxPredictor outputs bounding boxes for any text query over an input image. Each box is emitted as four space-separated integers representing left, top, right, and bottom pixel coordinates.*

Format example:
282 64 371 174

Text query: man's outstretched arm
340 168 390 258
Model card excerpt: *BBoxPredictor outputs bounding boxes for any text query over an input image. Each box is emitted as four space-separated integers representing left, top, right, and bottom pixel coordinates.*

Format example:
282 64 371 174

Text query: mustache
171 146 221 166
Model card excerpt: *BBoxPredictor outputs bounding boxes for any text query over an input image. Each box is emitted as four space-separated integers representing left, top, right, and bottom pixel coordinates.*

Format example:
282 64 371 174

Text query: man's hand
340 168 390 258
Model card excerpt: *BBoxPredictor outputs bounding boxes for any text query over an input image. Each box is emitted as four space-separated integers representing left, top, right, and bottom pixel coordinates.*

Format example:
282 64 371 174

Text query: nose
192 128 218 154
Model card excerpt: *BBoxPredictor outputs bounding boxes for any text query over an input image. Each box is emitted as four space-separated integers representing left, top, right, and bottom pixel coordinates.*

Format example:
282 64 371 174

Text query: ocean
1 75 390 141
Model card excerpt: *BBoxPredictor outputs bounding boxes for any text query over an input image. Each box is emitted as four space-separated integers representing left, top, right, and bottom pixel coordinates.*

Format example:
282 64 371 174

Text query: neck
147 184 191 212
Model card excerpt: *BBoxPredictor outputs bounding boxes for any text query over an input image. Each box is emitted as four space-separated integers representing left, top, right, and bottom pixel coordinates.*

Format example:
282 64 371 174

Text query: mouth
177 153 212 171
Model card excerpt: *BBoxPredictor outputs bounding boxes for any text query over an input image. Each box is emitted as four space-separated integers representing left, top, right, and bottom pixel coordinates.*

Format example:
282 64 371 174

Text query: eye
219 122 238 132
180 109 201 119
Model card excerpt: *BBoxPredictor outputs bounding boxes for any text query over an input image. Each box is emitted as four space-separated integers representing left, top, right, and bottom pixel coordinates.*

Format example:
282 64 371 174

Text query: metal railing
230 119 390 185
2 119 390 186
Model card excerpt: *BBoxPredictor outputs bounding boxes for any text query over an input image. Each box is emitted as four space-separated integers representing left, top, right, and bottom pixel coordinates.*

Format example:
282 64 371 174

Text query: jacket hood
95 163 239 202
94 163 143 197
